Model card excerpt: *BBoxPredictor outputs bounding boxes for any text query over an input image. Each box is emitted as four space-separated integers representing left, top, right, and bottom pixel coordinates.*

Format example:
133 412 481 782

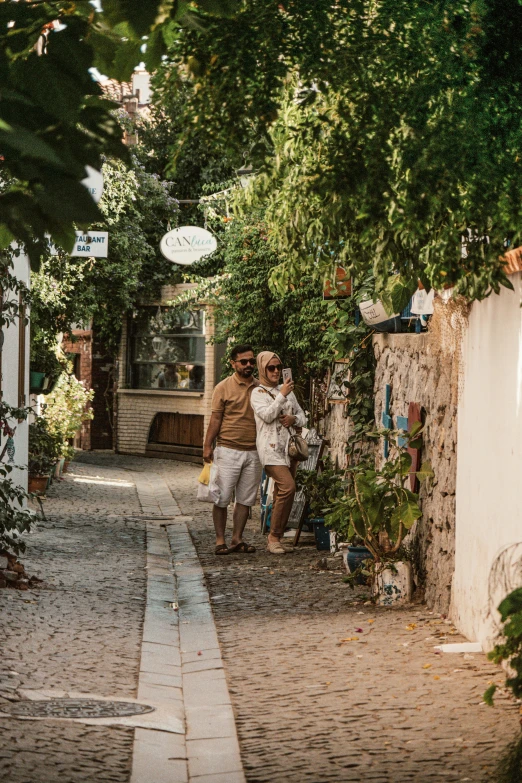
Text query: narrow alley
0 453 518 783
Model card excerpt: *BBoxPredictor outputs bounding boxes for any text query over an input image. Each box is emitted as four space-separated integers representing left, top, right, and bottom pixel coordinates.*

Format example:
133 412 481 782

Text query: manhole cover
5 699 155 719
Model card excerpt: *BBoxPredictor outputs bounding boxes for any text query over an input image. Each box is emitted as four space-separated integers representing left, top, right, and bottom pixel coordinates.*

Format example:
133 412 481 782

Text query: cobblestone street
0 452 520 783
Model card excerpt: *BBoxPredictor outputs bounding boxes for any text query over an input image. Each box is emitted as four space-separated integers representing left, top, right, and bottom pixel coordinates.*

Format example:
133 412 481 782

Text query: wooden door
149 412 204 448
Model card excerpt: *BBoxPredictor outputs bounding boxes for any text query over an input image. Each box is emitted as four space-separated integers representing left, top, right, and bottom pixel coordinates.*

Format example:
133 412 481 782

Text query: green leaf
143 27 167 72
409 420 423 437
101 0 164 36
483 684 497 706
111 39 144 83
391 500 422 529
385 274 416 315
418 271 432 295
0 224 14 249
498 588 522 622
0 126 62 166
416 460 434 481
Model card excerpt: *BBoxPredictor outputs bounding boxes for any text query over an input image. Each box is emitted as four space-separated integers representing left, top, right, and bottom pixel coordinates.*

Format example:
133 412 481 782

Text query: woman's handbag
287 428 309 461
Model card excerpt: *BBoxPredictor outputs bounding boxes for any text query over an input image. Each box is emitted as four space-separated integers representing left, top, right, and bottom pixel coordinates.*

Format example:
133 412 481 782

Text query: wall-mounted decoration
323 266 352 299
382 384 392 458
327 363 351 403
407 402 422 491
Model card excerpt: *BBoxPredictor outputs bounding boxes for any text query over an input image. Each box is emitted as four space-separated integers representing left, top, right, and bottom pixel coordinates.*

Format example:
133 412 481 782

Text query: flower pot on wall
359 299 402 333
372 561 412 606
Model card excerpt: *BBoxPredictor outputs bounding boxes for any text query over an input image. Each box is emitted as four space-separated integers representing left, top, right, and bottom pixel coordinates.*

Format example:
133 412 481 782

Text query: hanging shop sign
81 166 104 204
49 230 108 257
160 226 217 266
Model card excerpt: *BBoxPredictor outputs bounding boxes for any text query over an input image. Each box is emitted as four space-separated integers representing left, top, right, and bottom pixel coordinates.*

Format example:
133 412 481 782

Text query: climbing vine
324 272 376 460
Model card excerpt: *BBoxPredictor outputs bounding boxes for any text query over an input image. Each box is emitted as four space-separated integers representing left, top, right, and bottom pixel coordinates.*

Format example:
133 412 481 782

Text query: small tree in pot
326 424 433 603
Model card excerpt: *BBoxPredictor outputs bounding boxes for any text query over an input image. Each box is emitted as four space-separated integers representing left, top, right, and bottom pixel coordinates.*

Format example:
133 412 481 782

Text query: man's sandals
214 541 256 556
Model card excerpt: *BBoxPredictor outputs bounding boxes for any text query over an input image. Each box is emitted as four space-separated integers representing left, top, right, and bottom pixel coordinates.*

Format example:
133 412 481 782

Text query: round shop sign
160 226 218 266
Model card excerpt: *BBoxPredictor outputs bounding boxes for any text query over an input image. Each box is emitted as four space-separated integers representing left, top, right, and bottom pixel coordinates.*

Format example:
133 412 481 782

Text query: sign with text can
160 226 217 266
71 231 108 257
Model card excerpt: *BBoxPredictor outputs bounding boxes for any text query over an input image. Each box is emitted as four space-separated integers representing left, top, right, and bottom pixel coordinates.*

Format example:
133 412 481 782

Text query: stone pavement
0 460 144 783
0 451 520 783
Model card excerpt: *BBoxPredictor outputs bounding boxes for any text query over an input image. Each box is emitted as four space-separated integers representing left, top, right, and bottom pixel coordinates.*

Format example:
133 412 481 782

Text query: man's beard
238 367 254 378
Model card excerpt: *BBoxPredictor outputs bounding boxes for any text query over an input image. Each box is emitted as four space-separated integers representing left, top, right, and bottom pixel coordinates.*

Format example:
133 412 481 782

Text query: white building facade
1 250 30 492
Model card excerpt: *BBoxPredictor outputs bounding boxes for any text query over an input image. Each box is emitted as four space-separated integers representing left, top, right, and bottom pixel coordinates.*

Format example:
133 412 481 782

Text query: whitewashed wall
452 273 522 646
1 251 30 492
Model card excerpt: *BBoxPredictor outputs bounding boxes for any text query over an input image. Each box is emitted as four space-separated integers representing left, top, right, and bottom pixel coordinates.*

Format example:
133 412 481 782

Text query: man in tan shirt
203 344 262 554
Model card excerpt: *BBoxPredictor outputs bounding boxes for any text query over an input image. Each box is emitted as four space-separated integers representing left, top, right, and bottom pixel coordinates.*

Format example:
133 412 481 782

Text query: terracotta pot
28 475 49 494
62 461 70 474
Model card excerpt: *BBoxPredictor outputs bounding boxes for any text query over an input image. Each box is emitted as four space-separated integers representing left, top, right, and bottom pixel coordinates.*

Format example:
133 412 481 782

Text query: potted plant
296 458 344 551
62 444 76 474
28 418 61 493
326 424 433 604
42 370 93 451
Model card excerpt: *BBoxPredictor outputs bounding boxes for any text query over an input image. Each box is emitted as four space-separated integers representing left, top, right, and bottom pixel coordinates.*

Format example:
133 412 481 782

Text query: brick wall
63 332 93 450
117 390 207 455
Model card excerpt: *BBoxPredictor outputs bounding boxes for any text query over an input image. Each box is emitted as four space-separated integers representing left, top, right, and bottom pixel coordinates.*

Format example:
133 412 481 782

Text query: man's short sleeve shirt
211 374 257 451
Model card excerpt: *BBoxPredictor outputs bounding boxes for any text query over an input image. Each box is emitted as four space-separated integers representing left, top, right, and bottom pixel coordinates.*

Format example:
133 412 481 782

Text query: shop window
130 306 205 391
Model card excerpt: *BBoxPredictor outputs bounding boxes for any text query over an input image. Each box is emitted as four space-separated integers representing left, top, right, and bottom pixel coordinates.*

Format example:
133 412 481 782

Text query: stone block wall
319 301 461 613
373 310 460 613
323 403 352 469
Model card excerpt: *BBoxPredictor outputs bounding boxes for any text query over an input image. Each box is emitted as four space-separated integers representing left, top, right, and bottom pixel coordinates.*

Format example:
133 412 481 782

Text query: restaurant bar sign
71 231 108 257
50 231 108 258
160 226 217 266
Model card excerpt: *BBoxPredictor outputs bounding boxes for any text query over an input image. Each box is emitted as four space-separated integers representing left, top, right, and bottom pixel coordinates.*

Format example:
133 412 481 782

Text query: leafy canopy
158 0 522 302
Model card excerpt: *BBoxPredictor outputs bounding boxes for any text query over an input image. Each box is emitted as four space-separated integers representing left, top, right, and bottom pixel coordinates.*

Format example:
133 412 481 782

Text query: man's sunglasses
236 358 256 366
266 364 283 372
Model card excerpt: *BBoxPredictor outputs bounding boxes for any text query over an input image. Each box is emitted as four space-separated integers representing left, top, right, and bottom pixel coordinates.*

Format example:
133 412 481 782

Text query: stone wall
373 307 460 613
319 301 461 613
323 403 352 469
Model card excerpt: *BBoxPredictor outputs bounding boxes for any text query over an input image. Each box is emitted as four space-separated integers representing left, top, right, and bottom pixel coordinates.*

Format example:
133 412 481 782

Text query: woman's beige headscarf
257 351 281 388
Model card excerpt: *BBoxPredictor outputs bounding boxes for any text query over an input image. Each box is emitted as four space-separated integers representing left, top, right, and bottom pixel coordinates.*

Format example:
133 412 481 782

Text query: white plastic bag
197 462 220 504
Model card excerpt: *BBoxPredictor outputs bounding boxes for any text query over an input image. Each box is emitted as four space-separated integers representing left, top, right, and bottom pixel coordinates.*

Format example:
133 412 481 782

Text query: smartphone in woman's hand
282 368 292 384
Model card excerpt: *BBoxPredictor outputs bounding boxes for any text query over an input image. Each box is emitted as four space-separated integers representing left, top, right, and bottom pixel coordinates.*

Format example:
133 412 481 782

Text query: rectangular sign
70 231 108 257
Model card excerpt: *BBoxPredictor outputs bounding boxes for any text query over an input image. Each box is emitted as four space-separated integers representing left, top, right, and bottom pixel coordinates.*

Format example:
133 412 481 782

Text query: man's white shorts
213 446 262 508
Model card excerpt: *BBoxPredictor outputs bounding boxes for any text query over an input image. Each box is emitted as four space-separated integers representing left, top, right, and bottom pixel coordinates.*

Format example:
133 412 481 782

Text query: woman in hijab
251 352 307 554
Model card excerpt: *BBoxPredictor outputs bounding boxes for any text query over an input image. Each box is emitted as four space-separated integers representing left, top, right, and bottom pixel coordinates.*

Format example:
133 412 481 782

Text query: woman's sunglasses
236 358 256 366
266 364 283 372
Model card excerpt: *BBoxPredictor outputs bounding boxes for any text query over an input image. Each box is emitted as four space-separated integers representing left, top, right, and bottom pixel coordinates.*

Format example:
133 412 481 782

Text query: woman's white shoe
267 539 286 554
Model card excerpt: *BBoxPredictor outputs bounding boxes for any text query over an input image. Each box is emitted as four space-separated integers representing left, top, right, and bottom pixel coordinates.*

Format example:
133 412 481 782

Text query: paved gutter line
131 473 245 783
166 522 245 783
130 520 187 783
